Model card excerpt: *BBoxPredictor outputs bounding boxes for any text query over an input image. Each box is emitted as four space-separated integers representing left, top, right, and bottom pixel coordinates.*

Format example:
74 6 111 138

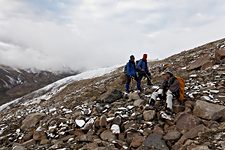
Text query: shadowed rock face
0 38 225 149
0 65 78 106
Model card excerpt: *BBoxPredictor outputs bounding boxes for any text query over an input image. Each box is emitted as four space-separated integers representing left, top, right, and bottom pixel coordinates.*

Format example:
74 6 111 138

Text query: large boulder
193 100 225 120
188 55 212 70
175 113 201 133
21 113 46 130
99 89 123 103
142 133 169 150
143 110 156 121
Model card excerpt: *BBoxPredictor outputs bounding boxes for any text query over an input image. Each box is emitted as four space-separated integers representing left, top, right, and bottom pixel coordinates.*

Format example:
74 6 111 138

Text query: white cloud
0 0 225 71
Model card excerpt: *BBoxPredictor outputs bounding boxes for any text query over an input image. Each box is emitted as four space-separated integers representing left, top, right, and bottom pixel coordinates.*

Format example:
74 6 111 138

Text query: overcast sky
0 0 225 71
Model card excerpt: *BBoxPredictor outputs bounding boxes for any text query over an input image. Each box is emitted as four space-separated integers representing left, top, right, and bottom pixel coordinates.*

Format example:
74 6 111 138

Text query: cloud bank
0 0 225 71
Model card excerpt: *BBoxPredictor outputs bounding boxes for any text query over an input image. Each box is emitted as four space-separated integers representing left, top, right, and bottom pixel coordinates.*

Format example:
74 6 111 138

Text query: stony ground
0 38 225 150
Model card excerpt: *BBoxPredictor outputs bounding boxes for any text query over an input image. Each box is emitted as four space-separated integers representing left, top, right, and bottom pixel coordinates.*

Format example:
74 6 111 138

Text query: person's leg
149 89 163 105
146 72 152 85
134 76 141 91
125 76 131 93
166 90 173 111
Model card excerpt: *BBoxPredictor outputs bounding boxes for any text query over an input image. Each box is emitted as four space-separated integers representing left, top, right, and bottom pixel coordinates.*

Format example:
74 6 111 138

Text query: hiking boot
165 108 173 115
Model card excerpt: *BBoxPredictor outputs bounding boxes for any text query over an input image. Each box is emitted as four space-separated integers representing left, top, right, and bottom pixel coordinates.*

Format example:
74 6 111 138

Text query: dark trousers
138 72 152 85
125 75 141 93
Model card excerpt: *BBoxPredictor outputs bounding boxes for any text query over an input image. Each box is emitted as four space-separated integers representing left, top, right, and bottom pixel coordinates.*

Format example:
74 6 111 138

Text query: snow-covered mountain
0 65 78 106
0 65 119 111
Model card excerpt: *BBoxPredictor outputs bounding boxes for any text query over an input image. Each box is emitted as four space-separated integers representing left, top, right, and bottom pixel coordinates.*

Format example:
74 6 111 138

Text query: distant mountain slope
0 65 78 106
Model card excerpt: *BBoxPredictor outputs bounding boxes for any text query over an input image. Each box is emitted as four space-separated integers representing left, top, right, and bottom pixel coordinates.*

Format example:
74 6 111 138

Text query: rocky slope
0 65 78 106
0 38 225 150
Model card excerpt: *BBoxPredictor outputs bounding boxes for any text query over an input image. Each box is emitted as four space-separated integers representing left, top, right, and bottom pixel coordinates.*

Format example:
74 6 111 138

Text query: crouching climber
149 69 180 114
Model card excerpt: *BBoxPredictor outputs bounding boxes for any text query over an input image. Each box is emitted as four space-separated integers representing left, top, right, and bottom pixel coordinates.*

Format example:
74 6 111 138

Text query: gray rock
133 99 144 107
142 133 169 150
190 145 210 150
113 115 122 125
193 100 225 120
12 143 27 150
163 131 181 141
143 110 156 121
21 113 46 130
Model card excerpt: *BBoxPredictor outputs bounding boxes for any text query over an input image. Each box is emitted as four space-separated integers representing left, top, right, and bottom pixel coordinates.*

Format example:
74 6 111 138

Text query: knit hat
143 54 147 60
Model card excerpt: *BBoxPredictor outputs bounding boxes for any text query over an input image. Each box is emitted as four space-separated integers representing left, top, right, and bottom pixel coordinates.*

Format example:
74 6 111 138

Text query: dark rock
100 89 123 103
142 133 169 150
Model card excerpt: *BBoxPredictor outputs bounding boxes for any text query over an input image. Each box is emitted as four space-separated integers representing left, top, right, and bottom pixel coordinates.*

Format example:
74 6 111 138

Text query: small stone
100 130 116 142
113 116 122 125
99 115 107 128
130 135 145 148
40 139 50 145
128 92 140 100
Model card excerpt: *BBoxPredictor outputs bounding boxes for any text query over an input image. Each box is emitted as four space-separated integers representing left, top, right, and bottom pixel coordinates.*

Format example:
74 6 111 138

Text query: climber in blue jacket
124 55 141 93
137 54 152 86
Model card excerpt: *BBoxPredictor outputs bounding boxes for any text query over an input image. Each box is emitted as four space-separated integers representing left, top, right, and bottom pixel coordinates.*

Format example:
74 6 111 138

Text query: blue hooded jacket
125 60 137 77
137 59 149 73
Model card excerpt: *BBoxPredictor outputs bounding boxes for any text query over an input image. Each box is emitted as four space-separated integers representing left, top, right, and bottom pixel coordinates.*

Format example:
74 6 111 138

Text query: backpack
176 76 185 102
136 59 142 72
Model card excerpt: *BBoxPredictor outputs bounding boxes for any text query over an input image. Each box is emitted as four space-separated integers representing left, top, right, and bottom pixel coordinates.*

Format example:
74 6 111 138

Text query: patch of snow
107 117 115 122
75 119 85 128
0 65 119 112
111 124 120 134
127 105 134 110
190 74 197 78
202 96 211 101
212 65 220 70
117 107 127 111
181 67 187 70
160 111 172 120
210 90 219 94
16 129 20 134
49 108 57 113
152 86 159 90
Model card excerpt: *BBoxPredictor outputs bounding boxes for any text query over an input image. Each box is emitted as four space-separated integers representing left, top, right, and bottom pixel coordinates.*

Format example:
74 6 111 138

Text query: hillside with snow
0 38 225 150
